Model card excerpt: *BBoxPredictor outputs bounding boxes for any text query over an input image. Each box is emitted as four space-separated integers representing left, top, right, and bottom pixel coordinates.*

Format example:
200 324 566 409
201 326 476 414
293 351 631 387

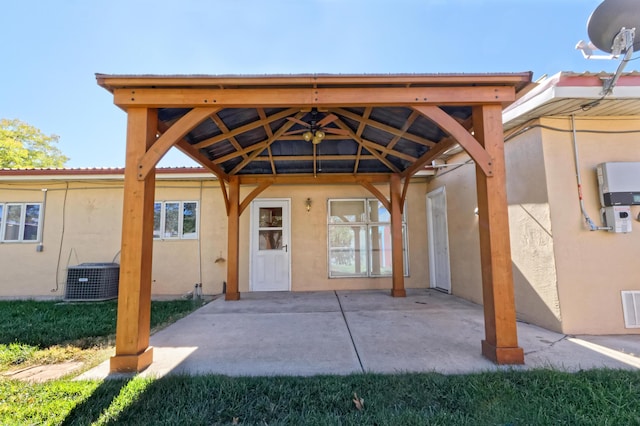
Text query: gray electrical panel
602 206 632 233
597 162 640 206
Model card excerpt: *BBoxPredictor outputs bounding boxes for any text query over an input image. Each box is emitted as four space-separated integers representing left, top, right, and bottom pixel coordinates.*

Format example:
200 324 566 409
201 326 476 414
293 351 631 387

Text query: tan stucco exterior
236 182 429 293
430 115 640 335
541 116 640 334
0 180 123 297
0 174 430 298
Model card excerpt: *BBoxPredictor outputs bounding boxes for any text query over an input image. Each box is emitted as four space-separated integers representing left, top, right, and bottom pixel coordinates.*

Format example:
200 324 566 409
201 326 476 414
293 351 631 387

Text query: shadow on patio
78 289 640 380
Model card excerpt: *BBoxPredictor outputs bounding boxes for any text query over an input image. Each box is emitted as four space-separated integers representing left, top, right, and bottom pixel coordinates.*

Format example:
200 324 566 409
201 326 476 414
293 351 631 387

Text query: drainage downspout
570 114 609 231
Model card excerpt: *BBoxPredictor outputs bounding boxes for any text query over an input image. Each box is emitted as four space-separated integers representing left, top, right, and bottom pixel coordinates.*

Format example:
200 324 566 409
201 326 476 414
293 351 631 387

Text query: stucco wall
428 124 563 333
0 181 123 297
429 115 640 335
236 181 430 293
0 177 429 298
504 125 562 332
540 116 640 335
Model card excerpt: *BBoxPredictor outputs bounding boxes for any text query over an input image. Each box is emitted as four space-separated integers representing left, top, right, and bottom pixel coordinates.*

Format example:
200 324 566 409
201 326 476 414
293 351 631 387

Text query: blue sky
0 0 622 168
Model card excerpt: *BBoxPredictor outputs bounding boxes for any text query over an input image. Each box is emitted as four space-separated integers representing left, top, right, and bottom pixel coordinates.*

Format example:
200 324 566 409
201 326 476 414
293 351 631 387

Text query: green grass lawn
0 299 205 371
1 370 639 425
0 299 639 425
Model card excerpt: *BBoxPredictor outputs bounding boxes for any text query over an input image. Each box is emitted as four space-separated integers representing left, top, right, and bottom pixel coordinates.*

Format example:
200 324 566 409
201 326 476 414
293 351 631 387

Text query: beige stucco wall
540 116 640 335
504 125 562 332
0 177 429 298
428 130 563 333
429 115 640 335
236 180 430 293
0 180 124 298
0 179 227 298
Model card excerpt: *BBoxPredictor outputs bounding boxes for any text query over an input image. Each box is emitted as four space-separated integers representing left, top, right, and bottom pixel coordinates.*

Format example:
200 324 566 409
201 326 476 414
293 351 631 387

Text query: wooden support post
226 175 241 301
473 104 524 365
110 108 157 373
390 174 406 297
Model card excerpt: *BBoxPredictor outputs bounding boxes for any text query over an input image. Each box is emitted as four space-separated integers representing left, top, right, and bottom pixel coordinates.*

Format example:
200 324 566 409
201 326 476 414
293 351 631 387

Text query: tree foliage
0 118 69 168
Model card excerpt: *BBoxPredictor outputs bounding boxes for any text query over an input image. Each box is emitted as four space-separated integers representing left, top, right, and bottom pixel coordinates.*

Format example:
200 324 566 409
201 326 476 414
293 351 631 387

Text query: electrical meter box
597 162 640 206
602 206 632 233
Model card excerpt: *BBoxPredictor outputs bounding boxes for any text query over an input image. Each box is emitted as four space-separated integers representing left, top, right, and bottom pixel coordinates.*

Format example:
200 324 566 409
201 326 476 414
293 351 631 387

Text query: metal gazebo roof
97 73 532 180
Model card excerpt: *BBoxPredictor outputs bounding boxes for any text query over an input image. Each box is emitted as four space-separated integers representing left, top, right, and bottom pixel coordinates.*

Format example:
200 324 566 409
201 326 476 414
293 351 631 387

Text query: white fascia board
156 173 217 180
504 73 640 126
554 85 640 99
503 72 562 125
0 172 217 182
503 85 558 125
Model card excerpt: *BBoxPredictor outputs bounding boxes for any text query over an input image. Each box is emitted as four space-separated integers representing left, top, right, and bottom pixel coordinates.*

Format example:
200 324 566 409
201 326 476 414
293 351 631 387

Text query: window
0 203 42 242
328 199 408 278
153 201 198 240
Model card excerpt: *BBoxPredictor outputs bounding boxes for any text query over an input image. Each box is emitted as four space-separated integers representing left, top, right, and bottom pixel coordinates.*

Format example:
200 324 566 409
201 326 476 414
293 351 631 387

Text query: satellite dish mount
575 0 639 96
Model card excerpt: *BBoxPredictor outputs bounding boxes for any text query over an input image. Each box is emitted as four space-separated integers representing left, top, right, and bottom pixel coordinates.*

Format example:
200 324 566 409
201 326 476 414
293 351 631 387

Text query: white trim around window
327 198 408 278
153 201 199 240
0 202 42 242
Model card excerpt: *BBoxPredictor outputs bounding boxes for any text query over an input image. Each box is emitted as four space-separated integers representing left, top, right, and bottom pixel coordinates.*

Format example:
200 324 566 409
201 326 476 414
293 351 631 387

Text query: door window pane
329 225 367 276
329 200 366 223
259 230 282 250
259 207 282 227
164 202 180 238
4 204 22 241
23 204 40 241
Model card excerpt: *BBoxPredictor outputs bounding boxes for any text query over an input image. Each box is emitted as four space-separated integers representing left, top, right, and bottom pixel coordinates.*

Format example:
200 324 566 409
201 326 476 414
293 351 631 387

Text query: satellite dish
587 0 640 53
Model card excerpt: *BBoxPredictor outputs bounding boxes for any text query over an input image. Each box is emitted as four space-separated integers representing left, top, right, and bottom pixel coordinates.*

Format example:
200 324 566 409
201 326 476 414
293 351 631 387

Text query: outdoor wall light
305 198 312 212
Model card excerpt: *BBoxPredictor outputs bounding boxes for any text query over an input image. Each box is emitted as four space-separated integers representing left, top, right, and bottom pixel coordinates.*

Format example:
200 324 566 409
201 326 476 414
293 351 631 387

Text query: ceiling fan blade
282 129 308 136
286 117 310 127
323 128 350 136
317 113 339 127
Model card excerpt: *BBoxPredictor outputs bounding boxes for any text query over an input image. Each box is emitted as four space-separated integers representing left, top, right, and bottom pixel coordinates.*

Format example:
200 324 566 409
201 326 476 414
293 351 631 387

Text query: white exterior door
250 199 291 292
427 187 452 293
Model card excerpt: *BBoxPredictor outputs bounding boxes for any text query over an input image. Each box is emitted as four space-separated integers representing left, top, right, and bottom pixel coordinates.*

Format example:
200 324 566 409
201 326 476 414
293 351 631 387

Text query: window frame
327 198 408 278
0 202 43 243
153 200 199 240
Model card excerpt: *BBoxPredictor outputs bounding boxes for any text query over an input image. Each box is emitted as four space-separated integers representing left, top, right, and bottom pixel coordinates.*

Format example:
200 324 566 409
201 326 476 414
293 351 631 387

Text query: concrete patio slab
77 289 640 380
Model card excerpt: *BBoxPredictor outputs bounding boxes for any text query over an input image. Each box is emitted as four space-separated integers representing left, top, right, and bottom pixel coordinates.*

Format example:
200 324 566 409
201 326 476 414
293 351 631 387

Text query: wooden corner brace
136 107 221 180
412 105 494 177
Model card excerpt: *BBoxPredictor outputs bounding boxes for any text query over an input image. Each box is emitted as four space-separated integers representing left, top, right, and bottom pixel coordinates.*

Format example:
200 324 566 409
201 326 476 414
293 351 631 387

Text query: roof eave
0 168 216 181
503 71 640 127
96 72 533 93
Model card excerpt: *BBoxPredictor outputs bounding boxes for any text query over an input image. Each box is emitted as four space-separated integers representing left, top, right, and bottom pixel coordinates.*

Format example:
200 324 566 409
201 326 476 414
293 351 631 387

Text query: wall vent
621 291 640 328
64 263 119 302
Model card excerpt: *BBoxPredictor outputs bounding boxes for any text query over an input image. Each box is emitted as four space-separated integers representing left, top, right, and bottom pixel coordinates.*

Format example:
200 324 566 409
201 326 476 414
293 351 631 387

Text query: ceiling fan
283 108 349 144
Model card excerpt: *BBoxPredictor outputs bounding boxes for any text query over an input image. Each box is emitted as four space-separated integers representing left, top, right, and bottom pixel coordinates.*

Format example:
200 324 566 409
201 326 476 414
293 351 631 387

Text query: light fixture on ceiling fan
284 108 349 144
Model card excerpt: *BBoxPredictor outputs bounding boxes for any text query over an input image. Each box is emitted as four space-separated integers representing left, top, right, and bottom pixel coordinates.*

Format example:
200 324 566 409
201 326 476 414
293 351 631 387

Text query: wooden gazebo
97 73 533 373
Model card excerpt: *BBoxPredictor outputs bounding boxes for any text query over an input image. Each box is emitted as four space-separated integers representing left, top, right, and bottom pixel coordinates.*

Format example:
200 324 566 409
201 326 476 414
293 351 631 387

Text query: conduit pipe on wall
36 188 47 252
52 182 70 292
197 181 204 292
570 114 610 231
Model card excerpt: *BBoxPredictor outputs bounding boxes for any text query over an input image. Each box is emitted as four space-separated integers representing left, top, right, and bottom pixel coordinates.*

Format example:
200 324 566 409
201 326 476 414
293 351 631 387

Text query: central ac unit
64 263 120 301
